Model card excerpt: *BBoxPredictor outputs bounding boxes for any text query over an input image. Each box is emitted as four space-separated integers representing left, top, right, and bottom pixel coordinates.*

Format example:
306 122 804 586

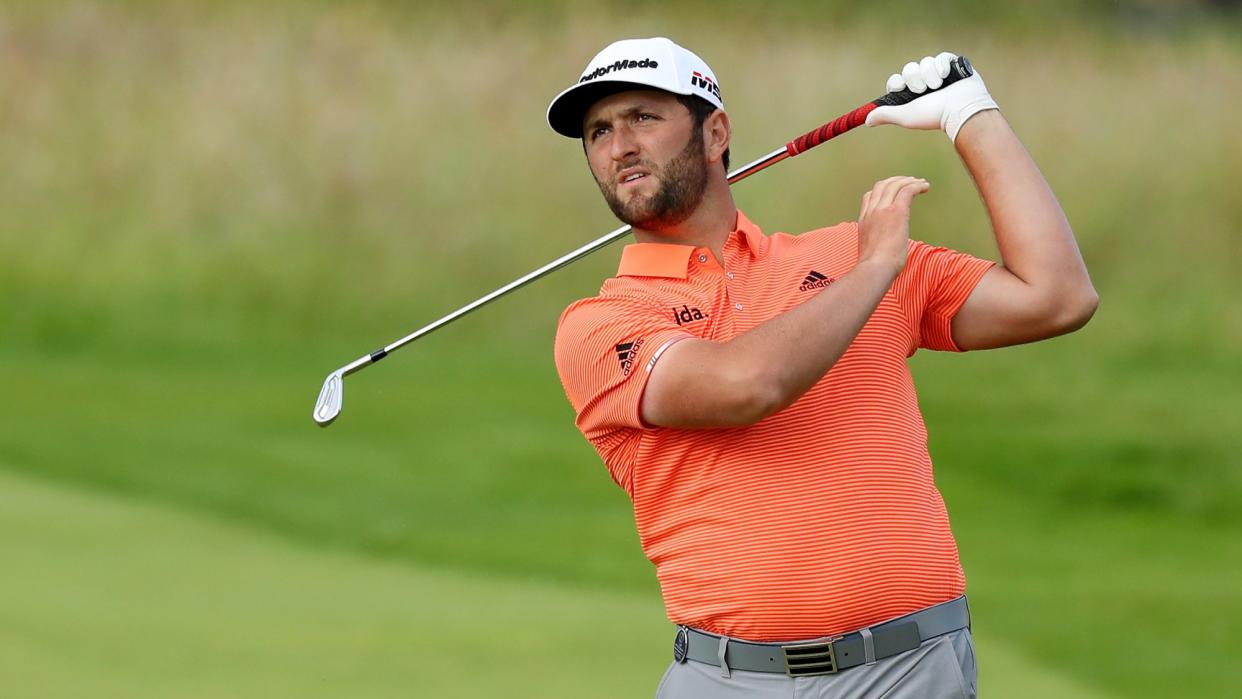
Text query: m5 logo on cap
691 71 721 100
580 58 660 83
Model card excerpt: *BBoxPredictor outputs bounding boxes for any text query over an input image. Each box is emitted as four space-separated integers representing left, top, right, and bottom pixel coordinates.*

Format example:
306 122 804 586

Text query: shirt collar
732 210 767 257
616 210 767 279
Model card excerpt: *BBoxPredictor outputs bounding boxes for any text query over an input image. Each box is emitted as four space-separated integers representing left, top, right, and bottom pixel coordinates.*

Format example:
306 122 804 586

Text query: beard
595 132 709 232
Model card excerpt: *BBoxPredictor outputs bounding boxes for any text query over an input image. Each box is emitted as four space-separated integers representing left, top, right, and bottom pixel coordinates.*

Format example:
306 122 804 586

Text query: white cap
546 37 724 138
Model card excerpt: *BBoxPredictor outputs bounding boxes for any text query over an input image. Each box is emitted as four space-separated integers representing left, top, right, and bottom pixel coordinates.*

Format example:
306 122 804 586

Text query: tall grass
1 2 1237 354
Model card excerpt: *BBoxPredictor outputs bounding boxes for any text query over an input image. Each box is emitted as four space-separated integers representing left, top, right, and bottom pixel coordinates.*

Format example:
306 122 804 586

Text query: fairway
1 468 1112 699
2 344 1238 697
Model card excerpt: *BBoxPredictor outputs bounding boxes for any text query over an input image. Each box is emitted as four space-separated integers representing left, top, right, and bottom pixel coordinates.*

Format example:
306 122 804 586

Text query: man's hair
676 94 730 172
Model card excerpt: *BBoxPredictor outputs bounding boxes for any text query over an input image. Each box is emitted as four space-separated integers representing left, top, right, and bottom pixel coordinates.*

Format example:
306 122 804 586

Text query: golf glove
865 52 999 142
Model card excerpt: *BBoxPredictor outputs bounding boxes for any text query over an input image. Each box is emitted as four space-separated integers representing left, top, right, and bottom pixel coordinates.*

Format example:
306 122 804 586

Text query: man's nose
610 124 639 161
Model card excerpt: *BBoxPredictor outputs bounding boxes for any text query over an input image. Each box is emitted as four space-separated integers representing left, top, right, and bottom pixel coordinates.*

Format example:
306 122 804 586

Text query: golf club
313 56 975 426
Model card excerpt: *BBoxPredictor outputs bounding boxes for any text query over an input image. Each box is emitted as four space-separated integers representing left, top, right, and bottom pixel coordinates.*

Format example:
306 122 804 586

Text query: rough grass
2 2 1238 349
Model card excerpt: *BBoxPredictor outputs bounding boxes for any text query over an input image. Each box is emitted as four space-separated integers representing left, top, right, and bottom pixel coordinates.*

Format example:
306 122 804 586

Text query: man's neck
630 180 736 264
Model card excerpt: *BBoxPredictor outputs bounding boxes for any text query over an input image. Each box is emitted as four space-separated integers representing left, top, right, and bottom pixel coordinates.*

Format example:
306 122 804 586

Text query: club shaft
726 147 792 184
380 222 634 358
318 56 978 425
339 54 978 374
362 145 794 368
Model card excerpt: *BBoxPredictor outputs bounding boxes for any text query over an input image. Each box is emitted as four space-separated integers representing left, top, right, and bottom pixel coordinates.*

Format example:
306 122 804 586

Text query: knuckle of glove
901 61 926 93
919 56 942 90
934 51 956 79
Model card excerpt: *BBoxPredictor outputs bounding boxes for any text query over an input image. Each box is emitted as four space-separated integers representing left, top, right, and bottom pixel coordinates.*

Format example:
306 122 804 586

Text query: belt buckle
673 626 690 663
781 636 841 677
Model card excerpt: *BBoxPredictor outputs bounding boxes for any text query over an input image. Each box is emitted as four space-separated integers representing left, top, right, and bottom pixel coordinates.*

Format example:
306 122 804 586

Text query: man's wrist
949 103 1002 144
951 107 1006 152
854 255 903 285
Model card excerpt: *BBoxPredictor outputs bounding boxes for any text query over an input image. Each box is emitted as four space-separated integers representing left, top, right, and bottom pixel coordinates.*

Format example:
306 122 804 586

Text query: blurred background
1 1 1239 696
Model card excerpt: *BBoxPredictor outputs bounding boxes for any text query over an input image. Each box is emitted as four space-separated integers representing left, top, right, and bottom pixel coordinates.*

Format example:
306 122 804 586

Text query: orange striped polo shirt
553 210 994 641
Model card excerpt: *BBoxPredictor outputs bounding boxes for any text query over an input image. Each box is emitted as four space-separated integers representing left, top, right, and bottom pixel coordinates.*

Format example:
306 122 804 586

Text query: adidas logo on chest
799 270 836 291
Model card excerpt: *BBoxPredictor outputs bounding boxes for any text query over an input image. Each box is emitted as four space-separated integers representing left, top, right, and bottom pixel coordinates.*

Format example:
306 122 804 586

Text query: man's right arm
640 176 928 429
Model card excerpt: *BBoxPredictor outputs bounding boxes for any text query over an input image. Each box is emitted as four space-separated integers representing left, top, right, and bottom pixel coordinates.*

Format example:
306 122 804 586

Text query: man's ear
704 109 731 167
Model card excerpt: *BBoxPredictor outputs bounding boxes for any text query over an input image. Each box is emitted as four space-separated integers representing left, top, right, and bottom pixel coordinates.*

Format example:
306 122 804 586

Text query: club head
313 371 344 426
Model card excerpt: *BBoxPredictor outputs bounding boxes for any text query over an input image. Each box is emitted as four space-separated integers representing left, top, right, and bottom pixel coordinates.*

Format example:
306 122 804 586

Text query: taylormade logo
580 58 659 83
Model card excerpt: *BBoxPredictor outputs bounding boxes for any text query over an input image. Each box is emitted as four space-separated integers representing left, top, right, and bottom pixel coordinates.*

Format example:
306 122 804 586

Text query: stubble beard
596 133 709 232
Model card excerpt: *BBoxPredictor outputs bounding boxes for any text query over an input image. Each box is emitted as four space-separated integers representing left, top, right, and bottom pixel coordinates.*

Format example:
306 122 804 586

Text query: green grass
1 1 1239 697
0 467 1119 698
2 339 1238 696
0 467 670 698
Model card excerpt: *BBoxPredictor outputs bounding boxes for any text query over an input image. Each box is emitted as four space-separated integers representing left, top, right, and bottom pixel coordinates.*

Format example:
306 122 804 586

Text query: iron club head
313 370 344 426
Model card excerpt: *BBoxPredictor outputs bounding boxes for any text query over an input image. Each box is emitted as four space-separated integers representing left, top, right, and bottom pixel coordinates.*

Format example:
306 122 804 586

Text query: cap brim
546 79 692 139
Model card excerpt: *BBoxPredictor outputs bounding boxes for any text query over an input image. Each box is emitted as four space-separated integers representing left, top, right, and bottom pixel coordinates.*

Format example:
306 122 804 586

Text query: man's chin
607 187 692 231
611 198 659 228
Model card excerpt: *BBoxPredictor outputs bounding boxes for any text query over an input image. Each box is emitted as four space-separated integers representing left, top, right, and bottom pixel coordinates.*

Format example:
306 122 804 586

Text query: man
548 37 1096 698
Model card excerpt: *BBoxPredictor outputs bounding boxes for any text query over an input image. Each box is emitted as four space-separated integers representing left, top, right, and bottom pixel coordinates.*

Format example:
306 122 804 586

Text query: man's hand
865 52 999 142
857 176 929 276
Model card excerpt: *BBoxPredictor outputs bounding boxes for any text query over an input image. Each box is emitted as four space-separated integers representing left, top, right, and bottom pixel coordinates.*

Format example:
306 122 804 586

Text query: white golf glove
865 52 999 142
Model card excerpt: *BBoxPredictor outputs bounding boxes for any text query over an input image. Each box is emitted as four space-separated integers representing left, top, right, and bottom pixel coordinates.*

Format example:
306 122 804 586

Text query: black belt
674 596 970 677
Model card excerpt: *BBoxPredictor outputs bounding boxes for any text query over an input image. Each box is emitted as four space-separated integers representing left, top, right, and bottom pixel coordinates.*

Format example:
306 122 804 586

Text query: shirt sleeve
895 240 996 352
553 295 693 489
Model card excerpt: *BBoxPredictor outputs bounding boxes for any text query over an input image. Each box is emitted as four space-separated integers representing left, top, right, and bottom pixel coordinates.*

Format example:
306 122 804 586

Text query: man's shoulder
556 277 662 335
758 220 859 265
552 277 684 394
791 220 858 244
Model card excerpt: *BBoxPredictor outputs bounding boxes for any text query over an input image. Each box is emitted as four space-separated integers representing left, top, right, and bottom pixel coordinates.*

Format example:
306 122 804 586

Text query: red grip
785 102 877 156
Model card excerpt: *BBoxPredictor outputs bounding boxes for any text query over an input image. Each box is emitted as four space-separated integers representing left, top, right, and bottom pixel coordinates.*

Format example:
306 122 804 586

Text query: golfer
549 38 1096 698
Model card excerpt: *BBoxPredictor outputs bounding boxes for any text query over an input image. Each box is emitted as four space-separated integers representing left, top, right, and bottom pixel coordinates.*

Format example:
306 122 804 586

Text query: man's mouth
618 168 651 188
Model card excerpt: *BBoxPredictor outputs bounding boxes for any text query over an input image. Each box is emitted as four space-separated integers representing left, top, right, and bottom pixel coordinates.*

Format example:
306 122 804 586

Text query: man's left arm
949 110 1098 349
867 53 1099 350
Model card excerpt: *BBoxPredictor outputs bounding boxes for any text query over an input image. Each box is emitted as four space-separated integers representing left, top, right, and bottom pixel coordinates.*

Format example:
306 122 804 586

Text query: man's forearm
726 258 899 418
641 257 899 428
641 176 928 429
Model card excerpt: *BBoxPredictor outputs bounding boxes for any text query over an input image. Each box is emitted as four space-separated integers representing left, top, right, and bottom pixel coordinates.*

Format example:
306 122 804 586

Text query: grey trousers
655 628 977 698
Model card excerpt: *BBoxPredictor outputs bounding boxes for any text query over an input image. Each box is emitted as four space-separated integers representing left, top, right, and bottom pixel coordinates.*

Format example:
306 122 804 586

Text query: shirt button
726 272 734 280
734 302 744 310
698 254 708 263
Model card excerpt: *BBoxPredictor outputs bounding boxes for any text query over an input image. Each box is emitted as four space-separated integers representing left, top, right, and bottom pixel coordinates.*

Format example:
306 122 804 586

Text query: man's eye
637 113 656 121
591 127 610 140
